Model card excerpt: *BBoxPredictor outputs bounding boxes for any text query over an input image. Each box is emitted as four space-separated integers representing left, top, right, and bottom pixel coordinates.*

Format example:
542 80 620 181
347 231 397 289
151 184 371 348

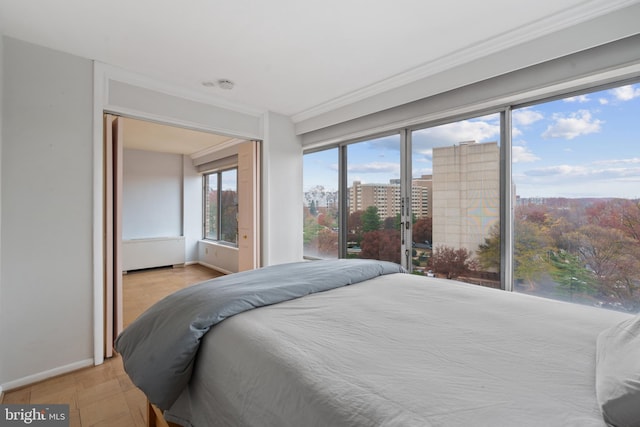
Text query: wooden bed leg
147 400 181 427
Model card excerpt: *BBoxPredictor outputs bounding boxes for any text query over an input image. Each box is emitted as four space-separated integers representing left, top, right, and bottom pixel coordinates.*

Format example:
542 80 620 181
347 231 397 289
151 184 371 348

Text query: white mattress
166 273 632 427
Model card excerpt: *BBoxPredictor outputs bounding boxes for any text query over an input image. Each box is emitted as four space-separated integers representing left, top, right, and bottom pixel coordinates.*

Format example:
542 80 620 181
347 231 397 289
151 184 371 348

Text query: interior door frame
92 68 264 366
104 114 124 358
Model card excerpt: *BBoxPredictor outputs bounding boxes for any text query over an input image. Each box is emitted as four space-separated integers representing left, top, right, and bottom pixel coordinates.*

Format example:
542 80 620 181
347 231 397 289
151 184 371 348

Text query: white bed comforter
165 273 632 427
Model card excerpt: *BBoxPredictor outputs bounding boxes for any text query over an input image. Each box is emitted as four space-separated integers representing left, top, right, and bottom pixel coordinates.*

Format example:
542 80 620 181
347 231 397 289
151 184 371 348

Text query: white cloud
611 85 640 101
412 118 500 150
522 161 640 187
542 110 603 140
515 157 640 199
512 145 539 163
512 127 523 138
593 157 640 166
599 98 609 105
413 149 433 161
347 162 400 174
564 95 590 103
512 108 543 126
413 167 433 177
524 164 587 177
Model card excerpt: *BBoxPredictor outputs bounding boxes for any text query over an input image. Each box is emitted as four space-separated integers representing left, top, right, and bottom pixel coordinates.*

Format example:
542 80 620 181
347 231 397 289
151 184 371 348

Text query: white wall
198 241 238 274
262 112 303 265
122 149 207 266
183 155 202 263
123 149 183 239
0 37 94 388
0 34 4 396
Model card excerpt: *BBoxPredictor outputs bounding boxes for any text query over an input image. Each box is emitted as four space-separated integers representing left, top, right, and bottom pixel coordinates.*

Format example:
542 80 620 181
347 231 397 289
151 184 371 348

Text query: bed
115 259 640 427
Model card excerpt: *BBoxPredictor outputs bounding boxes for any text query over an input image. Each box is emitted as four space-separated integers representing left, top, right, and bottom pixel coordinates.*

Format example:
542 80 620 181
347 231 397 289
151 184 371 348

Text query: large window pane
220 169 238 244
303 149 339 258
513 83 640 312
204 168 238 245
204 173 218 240
411 114 501 286
347 135 401 263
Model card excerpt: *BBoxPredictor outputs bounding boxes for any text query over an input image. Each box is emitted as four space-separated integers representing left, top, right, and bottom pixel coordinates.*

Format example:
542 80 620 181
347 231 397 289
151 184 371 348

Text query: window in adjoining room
204 168 238 245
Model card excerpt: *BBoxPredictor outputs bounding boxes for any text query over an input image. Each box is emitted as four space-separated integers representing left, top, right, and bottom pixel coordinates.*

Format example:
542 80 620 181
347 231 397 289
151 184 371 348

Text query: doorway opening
103 114 261 357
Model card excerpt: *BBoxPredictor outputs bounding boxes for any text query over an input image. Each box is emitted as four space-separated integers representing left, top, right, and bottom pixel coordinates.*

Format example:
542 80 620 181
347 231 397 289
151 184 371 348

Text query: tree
303 217 322 246
220 190 238 242
317 228 338 257
360 230 401 264
476 223 500 272
548 250 597 302
565 224 640 309
309 200 318 216
317 212 335 229
383 216 397 230
362 206 381 232
348 210 364 244
413 217 432 244
586 199 640 242
430 245 475 279
513 220 553 289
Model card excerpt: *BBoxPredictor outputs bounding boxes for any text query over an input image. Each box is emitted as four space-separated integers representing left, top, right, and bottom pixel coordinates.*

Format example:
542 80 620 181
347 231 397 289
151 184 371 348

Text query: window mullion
338 145 348 259
500 108 513 292
217 172 223 241
400 129 412 271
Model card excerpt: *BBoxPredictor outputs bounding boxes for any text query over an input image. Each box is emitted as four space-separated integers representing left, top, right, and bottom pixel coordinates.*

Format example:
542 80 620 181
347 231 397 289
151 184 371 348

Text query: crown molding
95 62 266 119
190 138 247 160
291 0 638 124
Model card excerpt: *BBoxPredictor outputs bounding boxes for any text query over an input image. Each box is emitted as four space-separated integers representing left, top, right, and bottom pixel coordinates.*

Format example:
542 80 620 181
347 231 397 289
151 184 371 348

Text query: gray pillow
596 315 640 427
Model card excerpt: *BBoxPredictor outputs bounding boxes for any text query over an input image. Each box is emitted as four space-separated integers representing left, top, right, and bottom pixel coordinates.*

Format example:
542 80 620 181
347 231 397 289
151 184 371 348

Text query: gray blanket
115 259 406 410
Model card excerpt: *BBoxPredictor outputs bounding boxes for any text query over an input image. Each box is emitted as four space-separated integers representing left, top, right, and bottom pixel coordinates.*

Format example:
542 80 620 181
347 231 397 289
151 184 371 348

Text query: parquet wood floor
2 264 222 427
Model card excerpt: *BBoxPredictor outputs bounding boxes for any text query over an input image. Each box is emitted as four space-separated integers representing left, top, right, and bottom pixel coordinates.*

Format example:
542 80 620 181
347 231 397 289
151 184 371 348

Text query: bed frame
148 401 180 427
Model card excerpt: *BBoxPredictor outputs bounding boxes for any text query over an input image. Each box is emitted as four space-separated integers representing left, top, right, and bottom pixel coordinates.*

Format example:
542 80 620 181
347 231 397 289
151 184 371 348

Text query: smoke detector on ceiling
217 79 235 90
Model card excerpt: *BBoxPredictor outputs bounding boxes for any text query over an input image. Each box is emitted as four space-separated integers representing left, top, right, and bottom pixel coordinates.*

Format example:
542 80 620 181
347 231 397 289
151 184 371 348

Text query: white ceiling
1 0 636 122
121 117 237 155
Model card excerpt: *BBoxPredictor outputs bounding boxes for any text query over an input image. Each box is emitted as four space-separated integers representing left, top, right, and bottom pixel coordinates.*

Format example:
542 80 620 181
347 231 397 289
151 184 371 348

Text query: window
347 135 401 264
302 80 640 313
411 114 501 283
204 168 238 245
512 83 640 312
303 148 339 258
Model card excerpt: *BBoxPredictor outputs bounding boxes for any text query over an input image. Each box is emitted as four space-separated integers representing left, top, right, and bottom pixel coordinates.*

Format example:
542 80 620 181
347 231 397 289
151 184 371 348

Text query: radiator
122 236 185 271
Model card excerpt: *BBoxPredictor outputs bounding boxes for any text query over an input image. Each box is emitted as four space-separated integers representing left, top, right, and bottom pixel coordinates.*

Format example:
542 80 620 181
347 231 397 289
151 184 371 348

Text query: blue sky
304 83 640 199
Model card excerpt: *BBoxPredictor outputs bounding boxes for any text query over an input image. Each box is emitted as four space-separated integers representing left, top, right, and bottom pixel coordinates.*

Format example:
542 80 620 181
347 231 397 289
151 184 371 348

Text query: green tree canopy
362 206 381 233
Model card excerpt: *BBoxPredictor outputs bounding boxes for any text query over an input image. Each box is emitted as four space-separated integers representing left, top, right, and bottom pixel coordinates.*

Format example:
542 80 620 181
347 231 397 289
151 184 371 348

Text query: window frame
303 74 640 305
203 167 239 247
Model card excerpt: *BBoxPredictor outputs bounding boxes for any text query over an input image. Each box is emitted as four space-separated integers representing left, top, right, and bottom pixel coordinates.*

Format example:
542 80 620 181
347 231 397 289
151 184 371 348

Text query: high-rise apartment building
348 176 433 219
432 141 499 253
349 181 400 218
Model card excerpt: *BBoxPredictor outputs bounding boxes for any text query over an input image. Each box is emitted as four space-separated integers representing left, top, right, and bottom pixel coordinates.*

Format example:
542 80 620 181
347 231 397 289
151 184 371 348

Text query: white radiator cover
122 237 185 271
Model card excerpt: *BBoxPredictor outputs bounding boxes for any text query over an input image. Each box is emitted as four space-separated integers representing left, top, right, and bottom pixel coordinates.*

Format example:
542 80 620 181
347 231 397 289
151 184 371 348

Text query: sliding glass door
346 135 401 263
411 113 501 283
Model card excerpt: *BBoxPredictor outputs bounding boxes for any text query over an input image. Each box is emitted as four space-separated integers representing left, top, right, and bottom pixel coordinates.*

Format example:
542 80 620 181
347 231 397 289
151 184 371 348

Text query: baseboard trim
197 261 233 275
0 358 94 392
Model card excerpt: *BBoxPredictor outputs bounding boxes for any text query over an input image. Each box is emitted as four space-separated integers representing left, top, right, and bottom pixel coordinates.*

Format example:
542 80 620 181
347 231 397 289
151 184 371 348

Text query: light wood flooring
2 264 223 427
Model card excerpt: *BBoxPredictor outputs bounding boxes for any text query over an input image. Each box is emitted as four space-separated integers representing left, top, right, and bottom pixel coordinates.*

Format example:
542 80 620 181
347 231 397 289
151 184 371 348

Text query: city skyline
304 83 640 200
